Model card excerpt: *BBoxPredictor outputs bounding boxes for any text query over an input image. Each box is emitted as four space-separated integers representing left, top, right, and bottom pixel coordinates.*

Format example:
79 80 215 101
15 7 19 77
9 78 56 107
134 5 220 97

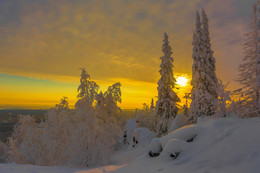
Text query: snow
112 117 260 173
159 124 200 148
2 117 260 173
121 118 136 145
0 163 125 173
131 127 155 148
160 138 188 160
148 138 161 154
168 114 188 133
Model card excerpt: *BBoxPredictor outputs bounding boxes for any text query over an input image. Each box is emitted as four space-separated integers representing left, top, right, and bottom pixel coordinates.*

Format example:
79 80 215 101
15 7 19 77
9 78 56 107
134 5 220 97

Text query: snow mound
160 138 188 160
131 127 155 148
148 138 161 156
149 124 199 157
160 125 200 148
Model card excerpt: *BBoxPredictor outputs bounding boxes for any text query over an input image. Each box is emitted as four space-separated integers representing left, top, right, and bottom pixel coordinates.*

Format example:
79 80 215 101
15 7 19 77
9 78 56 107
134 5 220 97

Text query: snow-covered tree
217 79 231 117
103 82 122 116
190 10 218 123
55 97 69 112
201 9 218 107
155 33 180 136
75 68 99 109
236 4 260 111
9 70 122 167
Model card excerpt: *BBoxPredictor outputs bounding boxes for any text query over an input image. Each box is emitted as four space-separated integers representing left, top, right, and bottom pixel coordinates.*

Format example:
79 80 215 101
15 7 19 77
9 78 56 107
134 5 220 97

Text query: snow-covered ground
1 117 260 173
0 163 125 173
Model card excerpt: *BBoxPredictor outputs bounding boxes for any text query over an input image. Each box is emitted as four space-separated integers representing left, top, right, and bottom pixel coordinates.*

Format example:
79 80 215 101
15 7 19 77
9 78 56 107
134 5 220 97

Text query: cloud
0 0 205 82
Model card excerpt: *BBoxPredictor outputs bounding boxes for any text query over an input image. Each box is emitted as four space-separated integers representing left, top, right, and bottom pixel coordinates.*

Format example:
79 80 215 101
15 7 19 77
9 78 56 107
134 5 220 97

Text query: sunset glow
0 0 255 109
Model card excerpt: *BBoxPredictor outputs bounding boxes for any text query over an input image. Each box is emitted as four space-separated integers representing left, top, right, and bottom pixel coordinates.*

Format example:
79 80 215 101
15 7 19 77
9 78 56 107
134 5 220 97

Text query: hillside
1 117 260 173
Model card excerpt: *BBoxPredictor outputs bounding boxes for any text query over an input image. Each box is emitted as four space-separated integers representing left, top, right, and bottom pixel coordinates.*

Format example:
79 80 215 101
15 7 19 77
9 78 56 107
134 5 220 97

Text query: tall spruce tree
190 10 218 123
156 33 180 136
236 3 260 111
201 9 218 115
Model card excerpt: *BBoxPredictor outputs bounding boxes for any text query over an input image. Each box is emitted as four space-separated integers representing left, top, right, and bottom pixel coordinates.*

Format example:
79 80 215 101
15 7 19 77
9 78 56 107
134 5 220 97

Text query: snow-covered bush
121 118 137 145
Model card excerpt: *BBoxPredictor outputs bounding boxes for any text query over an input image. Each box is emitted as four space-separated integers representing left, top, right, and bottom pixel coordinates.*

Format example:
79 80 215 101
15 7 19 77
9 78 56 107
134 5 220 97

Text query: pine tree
155 32 180 136
236 4 260 111
190 10 218 123
150 98 155 111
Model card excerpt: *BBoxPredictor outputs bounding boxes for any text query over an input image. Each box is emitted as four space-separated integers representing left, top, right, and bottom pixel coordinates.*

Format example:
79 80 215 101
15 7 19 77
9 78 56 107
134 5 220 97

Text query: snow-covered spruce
155 32 180 136
236 3 260 113
190 10 218 123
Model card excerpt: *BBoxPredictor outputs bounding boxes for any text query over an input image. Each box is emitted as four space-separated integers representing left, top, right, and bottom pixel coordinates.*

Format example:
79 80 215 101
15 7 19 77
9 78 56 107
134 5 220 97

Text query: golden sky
0 0 257 109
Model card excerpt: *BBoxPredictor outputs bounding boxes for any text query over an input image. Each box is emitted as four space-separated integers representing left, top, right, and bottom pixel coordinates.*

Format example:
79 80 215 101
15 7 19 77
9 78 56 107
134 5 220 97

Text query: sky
0 0 257 109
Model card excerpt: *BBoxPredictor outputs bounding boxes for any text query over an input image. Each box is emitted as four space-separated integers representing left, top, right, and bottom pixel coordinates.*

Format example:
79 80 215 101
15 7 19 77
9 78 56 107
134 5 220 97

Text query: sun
176 76 189 87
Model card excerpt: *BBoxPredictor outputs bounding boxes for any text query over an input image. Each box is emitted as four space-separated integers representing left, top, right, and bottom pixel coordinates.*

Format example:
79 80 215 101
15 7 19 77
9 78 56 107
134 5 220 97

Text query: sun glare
176 76 188 87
